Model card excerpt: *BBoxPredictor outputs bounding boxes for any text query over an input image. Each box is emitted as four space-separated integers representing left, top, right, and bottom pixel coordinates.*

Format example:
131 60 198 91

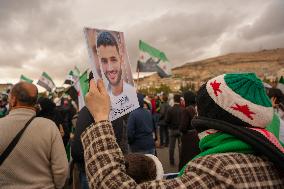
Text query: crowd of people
1 72 284 188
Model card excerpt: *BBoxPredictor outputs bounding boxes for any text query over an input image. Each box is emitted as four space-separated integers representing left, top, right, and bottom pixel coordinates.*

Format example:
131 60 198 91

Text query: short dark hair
183 91 196 107
96 31 119 53
173 94 181 103
162 94 168 102
11 83 38 106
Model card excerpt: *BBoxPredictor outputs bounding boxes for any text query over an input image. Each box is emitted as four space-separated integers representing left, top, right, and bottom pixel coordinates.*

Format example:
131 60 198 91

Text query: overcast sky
0 0 283 86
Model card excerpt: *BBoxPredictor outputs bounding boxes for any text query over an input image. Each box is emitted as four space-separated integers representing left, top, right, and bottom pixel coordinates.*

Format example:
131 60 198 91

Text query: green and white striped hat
198 73 273 128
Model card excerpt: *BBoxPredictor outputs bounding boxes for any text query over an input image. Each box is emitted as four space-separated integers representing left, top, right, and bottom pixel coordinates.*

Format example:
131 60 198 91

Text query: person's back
128 94 155 154
166 102 182 130
158 95 171 147
0 82 68 189
166 94 183 165
179 91 200 170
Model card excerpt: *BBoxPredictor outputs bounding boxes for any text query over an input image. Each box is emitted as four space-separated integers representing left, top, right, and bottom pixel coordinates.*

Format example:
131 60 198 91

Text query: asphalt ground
156 145 180 174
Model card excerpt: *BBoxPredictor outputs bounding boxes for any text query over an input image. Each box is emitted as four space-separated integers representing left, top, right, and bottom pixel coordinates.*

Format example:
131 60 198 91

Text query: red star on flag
231 104 255 120
210 80 222 96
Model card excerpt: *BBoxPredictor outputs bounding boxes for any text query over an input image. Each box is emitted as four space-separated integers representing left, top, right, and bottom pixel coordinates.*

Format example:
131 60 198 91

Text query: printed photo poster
84 27 139 121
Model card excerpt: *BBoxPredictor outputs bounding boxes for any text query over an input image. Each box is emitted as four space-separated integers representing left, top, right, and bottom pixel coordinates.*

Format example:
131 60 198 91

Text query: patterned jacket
81 121 284 189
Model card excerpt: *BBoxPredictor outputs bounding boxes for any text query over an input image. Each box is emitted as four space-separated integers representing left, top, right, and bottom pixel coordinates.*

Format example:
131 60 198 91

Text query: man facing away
0 82 68 189
166 94 183 165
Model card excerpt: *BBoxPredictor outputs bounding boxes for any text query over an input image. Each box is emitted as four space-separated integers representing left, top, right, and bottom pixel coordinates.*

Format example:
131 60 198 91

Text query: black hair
183 91 196 107
173 94 181 103
196 83 249 131
96 31 119 53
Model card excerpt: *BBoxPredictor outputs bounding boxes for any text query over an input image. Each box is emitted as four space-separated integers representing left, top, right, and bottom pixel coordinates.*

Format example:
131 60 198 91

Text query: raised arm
81 79 224 189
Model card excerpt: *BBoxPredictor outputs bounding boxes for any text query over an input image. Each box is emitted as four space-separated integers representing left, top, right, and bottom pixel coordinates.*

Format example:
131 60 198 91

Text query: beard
105 68 122 86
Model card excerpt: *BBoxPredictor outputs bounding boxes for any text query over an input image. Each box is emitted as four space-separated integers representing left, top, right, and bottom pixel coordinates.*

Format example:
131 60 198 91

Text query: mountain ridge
137 48 284 92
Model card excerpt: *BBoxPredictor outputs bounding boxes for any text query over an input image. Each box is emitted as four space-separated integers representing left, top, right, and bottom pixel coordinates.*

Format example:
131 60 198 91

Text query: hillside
136 48 284 92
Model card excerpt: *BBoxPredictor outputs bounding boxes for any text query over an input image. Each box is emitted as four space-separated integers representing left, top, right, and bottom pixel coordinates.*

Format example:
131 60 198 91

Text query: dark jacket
158 101 170 127
179 106 196 134
179 106 200 170
166 104 183 130
37 98 63 128
127 94 155 152
71 106 128 171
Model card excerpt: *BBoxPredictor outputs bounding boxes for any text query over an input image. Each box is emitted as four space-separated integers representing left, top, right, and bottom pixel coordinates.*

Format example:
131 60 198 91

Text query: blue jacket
127 94 155 152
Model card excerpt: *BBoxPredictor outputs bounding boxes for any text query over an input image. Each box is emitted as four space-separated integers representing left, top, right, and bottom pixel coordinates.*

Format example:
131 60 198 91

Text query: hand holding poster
84 28 139 121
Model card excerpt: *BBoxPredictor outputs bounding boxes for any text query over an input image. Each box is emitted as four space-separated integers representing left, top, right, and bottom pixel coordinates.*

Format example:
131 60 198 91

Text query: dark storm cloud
126 10 240 66
0 0 84 82
241 0 284 40
0 0 283 83
221 0 284 53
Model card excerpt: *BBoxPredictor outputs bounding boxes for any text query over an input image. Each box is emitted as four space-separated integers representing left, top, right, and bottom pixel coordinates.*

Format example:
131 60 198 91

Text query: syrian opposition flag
64 70 75 85
277 76 284 94
37 72 56 92
137 40 171 78
73 66 80 78
74 70 89 110
64 67 81 85
20 74 33 83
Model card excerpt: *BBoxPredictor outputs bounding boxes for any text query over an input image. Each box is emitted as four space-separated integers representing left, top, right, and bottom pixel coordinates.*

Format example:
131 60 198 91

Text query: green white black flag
74 70 89 110
137 40 171 78
37 72 56 92
20 74 33 83
64 70 75 85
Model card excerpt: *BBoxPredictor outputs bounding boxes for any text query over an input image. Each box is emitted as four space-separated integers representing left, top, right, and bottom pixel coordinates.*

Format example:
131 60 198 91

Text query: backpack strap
0 116 36 166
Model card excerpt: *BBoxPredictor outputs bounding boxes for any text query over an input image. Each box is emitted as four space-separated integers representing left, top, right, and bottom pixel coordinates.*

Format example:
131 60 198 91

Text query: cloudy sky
0 0 283 86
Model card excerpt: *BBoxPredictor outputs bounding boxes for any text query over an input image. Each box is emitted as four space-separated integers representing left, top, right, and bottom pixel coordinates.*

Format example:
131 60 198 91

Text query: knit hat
194 73 284 169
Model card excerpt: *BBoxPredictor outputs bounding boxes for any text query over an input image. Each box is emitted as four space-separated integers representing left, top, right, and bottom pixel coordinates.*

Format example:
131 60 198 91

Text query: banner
37 72 56 92
20 74 33 83
84 27 139 121
137 40 171 78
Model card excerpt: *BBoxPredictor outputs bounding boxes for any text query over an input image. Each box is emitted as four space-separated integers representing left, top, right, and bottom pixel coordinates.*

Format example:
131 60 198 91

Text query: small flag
277 76 284 94
137 40 171 78
20 74 33 83
74 70 89 110
73 66 80 78
37 72 56 92
64 70 75 85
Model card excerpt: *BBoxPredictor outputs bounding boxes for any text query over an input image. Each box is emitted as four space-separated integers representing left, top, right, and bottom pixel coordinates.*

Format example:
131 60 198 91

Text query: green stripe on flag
79 70 89 96
43 72 55 85
20 75 33 83
139 40 168 61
